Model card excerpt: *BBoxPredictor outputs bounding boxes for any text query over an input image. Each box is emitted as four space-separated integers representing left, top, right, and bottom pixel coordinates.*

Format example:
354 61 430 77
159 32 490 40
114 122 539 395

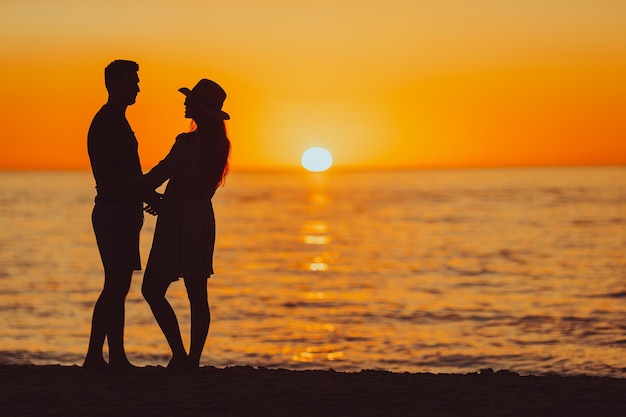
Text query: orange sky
1 1 625 171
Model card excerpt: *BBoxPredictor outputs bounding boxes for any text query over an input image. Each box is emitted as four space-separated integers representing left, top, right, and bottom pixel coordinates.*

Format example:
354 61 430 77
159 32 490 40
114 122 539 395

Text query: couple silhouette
83 60 231 372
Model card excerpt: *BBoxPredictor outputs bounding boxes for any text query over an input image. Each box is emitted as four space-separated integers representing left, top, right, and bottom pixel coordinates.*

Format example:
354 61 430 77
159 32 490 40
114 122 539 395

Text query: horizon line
1 162 625 174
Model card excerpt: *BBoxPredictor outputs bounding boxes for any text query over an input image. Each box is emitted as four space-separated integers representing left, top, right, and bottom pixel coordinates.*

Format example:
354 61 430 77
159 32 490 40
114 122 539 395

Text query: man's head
104 60 140 106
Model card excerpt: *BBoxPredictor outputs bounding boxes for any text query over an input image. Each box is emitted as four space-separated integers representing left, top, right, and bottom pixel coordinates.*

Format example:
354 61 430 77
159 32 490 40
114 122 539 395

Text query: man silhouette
84 59 145 370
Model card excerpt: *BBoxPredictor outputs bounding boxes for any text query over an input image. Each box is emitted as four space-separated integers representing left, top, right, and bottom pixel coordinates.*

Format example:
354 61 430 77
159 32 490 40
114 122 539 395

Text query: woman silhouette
140 79 231 370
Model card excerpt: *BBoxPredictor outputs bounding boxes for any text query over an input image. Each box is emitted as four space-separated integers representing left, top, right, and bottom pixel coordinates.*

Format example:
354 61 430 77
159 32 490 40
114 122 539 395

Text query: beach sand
1 365 625 417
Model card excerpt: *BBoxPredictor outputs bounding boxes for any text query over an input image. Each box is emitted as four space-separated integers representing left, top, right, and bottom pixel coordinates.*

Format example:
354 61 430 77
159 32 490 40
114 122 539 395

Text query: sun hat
178 79 230 120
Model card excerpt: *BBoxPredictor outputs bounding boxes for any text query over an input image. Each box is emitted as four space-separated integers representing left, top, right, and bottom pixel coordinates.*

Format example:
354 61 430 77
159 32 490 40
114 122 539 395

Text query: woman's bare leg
142 276 187 364
185 278 210 368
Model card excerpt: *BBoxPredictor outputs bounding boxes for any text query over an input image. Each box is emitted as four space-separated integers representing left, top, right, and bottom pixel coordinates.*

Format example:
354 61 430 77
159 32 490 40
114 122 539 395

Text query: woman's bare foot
82 356 108 372
167 355 194 372
109 359 138 372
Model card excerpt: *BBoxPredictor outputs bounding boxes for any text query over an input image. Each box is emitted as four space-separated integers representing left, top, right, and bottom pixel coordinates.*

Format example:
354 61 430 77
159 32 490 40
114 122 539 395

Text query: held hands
143 191 164 216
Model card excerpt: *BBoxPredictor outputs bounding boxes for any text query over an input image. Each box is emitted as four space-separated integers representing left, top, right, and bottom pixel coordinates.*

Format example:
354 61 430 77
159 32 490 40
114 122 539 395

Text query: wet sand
1 365 625 417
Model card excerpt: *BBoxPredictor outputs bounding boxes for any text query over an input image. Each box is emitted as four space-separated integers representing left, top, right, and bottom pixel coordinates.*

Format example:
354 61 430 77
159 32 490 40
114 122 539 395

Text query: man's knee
103 270 133 293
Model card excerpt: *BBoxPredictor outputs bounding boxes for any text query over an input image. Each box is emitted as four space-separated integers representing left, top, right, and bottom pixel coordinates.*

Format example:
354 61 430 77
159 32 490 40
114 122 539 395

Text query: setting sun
301 147 333 172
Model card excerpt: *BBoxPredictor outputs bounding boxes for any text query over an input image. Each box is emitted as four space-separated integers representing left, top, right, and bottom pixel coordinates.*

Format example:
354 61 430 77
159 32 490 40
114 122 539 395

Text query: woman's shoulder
175 132 194 142
172 133 199 149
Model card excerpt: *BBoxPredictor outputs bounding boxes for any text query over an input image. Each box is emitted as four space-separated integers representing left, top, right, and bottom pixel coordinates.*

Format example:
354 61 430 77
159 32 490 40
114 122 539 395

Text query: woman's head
185 98 227 137
179 79 230 121
180 78 231 186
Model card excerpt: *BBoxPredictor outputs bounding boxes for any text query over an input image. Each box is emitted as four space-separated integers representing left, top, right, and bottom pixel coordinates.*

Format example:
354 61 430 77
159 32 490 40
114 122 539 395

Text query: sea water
0 167 625 376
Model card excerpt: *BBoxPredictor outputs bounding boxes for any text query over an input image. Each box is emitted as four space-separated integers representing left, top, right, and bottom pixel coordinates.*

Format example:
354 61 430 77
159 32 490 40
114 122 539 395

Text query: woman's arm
142 134 188 189
110 134 187 209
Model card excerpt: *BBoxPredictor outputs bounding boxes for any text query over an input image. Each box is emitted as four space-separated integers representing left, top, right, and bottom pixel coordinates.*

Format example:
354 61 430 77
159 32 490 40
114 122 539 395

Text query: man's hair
104 60 139 91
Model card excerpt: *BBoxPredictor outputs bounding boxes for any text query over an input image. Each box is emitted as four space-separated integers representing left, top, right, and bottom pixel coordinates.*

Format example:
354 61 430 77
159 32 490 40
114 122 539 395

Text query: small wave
510 339 559 346
0 350 82 365
600 339 626 346
588 291 626 299
281 300 354 309
415 352 527 370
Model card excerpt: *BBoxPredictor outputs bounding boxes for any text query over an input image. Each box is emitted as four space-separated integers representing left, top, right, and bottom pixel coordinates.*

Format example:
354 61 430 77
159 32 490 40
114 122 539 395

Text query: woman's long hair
190 116 230 187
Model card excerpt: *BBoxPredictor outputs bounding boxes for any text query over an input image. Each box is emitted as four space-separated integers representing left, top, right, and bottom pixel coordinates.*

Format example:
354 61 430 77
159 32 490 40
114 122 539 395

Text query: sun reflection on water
303 235 331 245
304 292 328 300
288 323 344 364
303 221 329 234
308 258 329 271
291 348 345 363
302 221 331 245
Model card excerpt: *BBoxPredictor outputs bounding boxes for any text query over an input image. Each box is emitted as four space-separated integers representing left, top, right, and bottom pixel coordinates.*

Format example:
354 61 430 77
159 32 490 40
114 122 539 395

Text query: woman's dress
143 132 229 282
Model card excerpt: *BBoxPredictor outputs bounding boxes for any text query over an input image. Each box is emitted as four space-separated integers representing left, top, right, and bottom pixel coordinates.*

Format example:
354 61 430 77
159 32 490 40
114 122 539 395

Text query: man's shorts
92 202 143 272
